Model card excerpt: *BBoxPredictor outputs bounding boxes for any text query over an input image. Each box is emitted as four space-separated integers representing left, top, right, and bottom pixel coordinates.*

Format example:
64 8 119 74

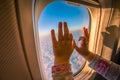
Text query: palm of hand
53 40 74 60
51 22 75 64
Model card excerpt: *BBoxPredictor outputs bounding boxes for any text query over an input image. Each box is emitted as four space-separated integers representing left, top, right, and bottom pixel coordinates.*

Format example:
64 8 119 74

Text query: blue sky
38 1 90 36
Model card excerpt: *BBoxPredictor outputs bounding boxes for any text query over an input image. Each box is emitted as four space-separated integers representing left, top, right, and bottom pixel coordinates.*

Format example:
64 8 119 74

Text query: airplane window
38 1 90 80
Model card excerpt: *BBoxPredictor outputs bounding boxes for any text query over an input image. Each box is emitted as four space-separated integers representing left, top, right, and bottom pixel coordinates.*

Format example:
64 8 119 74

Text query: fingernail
59 22 62 26
64 22 67 24
51 29 54 33
59 22 62 24
64 22 67 27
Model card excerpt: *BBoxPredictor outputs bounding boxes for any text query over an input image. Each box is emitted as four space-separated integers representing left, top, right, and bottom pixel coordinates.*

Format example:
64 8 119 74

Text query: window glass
38 1 90 80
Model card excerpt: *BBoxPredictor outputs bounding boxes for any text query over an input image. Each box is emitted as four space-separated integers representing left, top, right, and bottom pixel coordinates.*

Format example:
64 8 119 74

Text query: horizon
39 27 83 37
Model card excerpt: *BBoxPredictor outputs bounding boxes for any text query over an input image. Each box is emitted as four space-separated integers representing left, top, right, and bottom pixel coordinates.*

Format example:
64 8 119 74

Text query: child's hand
75 27 90 58
51 22 75 64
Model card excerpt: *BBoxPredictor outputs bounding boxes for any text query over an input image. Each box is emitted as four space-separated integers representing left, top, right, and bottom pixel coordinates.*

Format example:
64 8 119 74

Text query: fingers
79 36 88 46
69 33 73 41
85 28 89 41
72 40 75 49
64 22 69 39
51 29 57 46
82 27 89 41
82 27 85 36
75 44 81 53
58 22 70 41
82 27 86 36
58 22 63 41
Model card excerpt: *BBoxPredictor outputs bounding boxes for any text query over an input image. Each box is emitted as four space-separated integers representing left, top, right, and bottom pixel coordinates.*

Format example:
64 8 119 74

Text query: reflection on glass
38 1 89 80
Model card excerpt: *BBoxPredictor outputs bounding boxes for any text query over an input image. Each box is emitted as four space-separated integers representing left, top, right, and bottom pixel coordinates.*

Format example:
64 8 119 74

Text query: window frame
32 0 101 79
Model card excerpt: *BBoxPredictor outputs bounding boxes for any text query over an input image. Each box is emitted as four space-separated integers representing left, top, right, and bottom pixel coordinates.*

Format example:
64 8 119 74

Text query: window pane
38 1 90 80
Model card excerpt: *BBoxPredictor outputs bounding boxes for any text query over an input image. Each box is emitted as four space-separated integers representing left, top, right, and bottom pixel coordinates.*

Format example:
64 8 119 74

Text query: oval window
38 1 90 80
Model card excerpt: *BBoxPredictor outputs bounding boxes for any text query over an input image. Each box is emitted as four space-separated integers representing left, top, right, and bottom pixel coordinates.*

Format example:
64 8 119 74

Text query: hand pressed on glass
75 27 90 59
51 22 75 64
51 23 120 80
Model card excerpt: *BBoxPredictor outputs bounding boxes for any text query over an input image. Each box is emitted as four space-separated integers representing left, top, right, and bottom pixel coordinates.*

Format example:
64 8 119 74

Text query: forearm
88 54 120 80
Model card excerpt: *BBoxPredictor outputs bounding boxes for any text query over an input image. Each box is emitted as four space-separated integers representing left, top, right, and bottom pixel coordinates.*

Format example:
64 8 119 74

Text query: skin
75 27 95 62
51 22 96 65
51 22 75 64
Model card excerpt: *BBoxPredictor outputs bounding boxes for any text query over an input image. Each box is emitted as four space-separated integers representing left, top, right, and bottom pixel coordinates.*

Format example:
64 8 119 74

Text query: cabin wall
0 0 31 80
94 0 120 79
0 0 42 80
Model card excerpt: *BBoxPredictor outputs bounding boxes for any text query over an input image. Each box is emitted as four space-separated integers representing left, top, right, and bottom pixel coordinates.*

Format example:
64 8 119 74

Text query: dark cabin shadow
102 25 119 49
101 25 120 64
90 0 120 80
94 25 120 80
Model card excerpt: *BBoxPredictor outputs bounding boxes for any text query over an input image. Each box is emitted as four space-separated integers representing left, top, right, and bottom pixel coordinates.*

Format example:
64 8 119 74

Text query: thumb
75 44 81 53
72 40 75 49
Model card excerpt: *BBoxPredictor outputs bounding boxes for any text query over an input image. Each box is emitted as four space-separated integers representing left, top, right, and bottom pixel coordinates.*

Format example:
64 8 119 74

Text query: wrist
85 51 96 62
54 58 70 65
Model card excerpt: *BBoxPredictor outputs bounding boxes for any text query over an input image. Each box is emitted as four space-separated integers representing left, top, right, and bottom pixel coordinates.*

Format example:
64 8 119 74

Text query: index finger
84 28 89 41
82 27 86 36
51 29 57 45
